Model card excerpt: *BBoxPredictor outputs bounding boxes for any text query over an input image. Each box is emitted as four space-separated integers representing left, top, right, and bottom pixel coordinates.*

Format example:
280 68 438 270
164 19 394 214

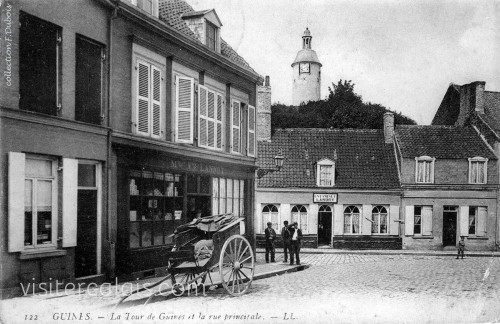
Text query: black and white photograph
0 0 499 323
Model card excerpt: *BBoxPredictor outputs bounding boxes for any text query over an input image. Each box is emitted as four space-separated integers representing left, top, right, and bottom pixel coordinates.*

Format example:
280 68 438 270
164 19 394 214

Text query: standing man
281 221 291 263
264 221 276 263
289 222 303 265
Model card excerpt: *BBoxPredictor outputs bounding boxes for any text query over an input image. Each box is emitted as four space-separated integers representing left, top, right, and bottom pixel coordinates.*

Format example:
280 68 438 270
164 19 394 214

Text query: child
456 236 465 259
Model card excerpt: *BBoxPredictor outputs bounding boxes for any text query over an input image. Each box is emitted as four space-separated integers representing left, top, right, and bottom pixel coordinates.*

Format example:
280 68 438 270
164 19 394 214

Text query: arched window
291 205 308 233
344 206 360 234
372 206 388 234
262 204 278 232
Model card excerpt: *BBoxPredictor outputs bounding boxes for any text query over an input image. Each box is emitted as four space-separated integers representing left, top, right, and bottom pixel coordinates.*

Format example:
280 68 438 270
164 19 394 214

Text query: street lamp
257 149 285 179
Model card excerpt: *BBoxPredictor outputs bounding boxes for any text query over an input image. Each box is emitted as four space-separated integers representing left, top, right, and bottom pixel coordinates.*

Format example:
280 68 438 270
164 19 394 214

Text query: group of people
264 220 302 265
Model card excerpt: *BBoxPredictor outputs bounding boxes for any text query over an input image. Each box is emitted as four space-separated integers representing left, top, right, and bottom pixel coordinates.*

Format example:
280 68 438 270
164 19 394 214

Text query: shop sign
313 193 338 203
167 160 225 176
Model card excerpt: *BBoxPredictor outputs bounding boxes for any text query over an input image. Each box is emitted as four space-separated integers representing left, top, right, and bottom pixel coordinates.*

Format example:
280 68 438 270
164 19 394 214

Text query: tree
271 79 416 132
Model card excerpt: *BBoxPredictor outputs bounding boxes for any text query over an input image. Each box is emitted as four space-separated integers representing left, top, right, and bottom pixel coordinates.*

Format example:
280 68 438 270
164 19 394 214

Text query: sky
187 0 499 125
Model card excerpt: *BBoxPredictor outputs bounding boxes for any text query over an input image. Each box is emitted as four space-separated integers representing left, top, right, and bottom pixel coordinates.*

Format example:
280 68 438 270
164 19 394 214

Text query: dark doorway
443 206 457 247
318 205 332 245
76 164 99 278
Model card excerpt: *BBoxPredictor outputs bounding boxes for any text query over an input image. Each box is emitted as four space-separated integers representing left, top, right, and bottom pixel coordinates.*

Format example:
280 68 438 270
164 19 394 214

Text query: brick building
256 115 402 249
394 125 499 250
0 0 263 297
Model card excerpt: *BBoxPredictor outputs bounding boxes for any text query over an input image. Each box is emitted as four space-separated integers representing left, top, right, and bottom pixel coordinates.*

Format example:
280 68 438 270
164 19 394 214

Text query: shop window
187 175 212 221
198 85 224 150
371 206 388 234
468 206 487 236
469 157 488 184
20 12 61 116
262 205 278 232
212 178 245 217
129 170 184 248
75 36 103 125
415 156 435 183
343 206 360 234
291 205 308 233
24 156 58 248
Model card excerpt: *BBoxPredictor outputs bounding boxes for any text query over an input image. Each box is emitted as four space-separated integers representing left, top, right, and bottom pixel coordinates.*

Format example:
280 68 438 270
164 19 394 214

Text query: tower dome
292 28 322 105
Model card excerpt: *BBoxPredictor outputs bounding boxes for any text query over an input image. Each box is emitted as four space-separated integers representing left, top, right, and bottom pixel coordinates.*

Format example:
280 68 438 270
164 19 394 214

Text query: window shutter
308 204 319 235
362 205 371 235
459 206 469 237
62 158 78 247
136 61 150 135
405 206 414 235
422 206 433 236
151 66 162 138
8 152 25 252
207 91 216 148
477 207 487 236
389 205 399 236
231 101 241 153
216 94 223 149
333 204 344 235
198 85 208 147
175 75 194 143
248 105 256 157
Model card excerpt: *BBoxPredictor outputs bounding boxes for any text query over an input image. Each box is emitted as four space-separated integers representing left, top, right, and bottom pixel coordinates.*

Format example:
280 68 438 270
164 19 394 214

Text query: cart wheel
219 235 254 296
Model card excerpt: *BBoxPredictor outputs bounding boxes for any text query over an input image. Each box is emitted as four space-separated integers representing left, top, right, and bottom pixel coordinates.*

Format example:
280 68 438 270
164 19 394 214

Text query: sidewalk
257 247 500 257
13 255 309 308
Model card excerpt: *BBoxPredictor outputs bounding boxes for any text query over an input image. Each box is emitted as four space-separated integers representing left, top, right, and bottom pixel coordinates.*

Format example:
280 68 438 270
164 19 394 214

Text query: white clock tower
292 28 322 105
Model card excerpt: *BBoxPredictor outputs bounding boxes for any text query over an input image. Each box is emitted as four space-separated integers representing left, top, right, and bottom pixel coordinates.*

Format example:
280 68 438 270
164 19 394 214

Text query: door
318 205 332 245
443 206 457 247
76 163 101 278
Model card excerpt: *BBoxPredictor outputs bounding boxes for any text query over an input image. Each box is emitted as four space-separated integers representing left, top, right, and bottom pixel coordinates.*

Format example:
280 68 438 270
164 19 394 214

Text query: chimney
383 112 394 144
257 76 272 141
457 81 485 126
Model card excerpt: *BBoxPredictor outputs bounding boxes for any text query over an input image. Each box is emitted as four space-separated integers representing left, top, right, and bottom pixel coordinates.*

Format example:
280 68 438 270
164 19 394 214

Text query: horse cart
116 214 255 305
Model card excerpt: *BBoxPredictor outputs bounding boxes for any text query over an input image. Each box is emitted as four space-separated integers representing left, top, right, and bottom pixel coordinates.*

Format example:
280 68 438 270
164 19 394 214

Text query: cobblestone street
2 253 500 324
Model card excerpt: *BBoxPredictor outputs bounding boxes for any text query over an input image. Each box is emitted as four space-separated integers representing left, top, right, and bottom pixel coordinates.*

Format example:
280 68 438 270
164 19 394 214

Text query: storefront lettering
313 193 338 203
167 160 224 175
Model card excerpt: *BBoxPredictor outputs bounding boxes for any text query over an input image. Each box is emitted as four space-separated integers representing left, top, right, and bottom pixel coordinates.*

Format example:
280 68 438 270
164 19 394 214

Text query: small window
413 205 433 236
206 21 217 51
316 159 335 187
343 206 360 234
128 0 158 17
468 206 487 236
469 157 488 184
415 156 435 183
262 204 278 232
371 206 388 234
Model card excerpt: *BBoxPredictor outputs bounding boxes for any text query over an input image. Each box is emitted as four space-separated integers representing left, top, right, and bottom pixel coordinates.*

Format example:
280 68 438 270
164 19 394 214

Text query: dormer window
469 157 488 184
316 158 335 187
206 21 217 51
415 156 435 183
128 0 159 18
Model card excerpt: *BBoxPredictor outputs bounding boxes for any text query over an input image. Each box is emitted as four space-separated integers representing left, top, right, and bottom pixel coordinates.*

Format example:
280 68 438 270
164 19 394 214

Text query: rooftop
257 128 400 189
395 125 496 159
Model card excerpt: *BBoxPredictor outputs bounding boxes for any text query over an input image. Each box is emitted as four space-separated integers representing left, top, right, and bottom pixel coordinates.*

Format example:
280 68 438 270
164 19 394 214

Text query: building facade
395 125 499 250
291 28 322 106
256 116 402 249
0 0 263 297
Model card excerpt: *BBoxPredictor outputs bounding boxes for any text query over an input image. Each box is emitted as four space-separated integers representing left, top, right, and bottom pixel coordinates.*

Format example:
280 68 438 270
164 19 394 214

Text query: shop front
113 144 255 280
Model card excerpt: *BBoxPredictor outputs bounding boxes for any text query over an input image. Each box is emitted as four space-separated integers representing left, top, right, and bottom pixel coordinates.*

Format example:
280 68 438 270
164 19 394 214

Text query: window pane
26 158 52 177
78 164 96 187
25 178 34 246
25 179 33 209
372 214 378 234
300 212 307 232
200 175 210 194
37 180 52 210
187 174 197 193
130 222 140 248
380 214 387 233
352 214 360 233
142 222 152 247
153 221 163 245
469 207 476 235
344 214 350 233
291 211 298 224
478 162 485 183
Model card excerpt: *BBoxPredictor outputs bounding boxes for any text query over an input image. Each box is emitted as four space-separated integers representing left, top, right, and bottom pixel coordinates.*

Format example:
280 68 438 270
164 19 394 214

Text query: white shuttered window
134 59 163 139
231 100 241 154
199 85 223 150
248 105 256 156
175 75 194 143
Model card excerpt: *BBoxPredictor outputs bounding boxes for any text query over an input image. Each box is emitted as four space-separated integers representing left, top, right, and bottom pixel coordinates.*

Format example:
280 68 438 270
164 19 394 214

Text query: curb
256 249 500 257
